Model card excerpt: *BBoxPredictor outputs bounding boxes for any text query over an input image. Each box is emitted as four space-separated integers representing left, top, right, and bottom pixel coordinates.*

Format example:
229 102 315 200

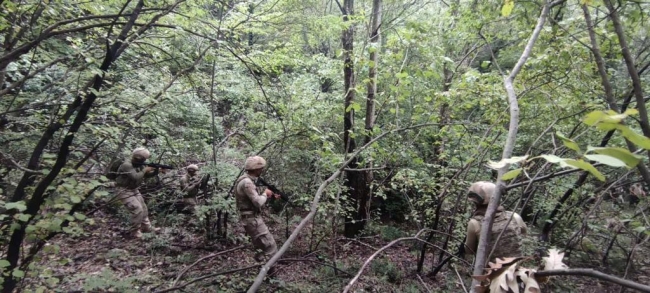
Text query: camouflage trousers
242 215 278 262
116 188 152 232
182 197 198 213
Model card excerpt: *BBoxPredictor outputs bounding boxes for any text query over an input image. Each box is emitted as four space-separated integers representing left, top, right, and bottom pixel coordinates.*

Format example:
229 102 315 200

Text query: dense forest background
1 0 650 292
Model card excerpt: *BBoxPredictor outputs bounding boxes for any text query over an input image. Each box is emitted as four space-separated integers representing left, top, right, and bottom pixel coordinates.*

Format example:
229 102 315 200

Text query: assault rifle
255 177 292 238
255 177 292 203
431 236 467 277
134 162 174 170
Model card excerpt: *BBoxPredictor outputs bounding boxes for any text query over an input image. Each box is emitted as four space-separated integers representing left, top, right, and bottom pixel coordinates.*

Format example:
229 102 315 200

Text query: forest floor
22 206 647 292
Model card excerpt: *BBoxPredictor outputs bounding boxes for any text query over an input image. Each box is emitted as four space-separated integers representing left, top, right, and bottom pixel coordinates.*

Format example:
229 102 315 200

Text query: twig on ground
172 245 246 286
342 229 465 293
416 273 433 293
278 258 353 277
155 265 260 293
453 264 468 293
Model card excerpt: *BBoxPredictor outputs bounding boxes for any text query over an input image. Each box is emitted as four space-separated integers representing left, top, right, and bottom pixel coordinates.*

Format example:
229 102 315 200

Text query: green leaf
0 260 10 268
633 226 646 233
5 201 27 212
502 168 522 181
502 0 515 16
345 102 361 113
17 214 31 222
586 147 641 168
617 125 650 149
74 213 86 220
70 195 81 204
12 269 25 278
556 131 580 153
584 154 627 168
539 154 565 163
583 110 627 126
562 159 606 181
486 155 529 169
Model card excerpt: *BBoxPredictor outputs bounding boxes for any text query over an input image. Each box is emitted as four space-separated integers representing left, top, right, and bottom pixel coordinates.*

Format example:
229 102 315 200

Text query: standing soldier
465 181 527 260
234 156 279 263
180 164 201 211
115 147 161 239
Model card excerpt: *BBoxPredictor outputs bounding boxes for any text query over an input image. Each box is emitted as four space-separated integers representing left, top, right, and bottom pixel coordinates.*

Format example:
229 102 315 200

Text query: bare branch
535 269 650 292
172 245 246 286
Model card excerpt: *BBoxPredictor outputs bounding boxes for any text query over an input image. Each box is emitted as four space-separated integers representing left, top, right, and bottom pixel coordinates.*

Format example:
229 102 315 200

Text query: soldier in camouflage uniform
465 181 527 259
234 156 279 262
179 164 201 211
115 147 161 239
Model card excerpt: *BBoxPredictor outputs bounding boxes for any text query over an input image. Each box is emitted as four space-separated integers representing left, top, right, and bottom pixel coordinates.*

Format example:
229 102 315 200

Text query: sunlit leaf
584 154 627 168
539 154 565 163
586 147 641 168
555 131 580 153
502 168 522 181
617 125 650 149
502 0 515 17
487 155 529 169
561 159 606 181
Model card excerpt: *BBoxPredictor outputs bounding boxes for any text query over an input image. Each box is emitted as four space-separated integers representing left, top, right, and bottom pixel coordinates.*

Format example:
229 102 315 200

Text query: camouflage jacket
234 174 267 214
115 161 156 189
180 174 200 197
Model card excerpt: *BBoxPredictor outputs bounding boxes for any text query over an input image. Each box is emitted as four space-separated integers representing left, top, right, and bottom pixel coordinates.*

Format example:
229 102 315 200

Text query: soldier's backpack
473 211 523 259
106 159 123 180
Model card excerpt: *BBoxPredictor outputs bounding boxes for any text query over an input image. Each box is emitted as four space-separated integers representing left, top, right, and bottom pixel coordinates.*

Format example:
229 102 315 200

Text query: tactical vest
234 175 265 214
472 211 522 259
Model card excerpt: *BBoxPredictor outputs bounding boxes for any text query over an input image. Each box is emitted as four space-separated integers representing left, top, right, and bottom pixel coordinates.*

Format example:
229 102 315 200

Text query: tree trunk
470 1 553 291
582 4 650 186
2 2 153 291
604 0 650 150
341 0 370 237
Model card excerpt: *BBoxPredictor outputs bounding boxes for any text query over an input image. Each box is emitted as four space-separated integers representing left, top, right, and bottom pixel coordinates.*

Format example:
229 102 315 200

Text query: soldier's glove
145 166 156 173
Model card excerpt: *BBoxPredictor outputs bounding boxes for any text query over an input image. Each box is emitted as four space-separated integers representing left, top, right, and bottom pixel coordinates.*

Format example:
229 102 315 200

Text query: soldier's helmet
468 181 496 205
132 147 151 160
187 164 199 172
244 156 266 171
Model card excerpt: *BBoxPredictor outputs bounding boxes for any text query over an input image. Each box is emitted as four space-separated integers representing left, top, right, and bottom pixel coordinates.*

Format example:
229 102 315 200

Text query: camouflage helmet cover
468 181 496 205
187 164 199 171
132 147 150 160
244 156 266 171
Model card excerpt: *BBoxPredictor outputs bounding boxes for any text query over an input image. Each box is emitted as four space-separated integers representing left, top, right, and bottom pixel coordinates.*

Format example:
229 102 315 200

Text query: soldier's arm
242 179 267 208
143 166 158 178
513 212 527 235
465 219 480 255
180 177 187 190
118 163 146 182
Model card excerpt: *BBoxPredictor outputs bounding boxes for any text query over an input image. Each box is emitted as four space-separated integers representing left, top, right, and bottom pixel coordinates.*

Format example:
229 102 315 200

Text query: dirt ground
19 207 649 292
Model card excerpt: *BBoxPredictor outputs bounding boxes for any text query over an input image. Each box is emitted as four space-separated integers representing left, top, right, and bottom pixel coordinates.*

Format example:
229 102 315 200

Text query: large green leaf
501 168 522 181
502 0 515 16
586 147 642 168
556 131 580 153
487 155 529 169
617 125 650 150
539 154 565 163
584 154 627 168
561 159 606 181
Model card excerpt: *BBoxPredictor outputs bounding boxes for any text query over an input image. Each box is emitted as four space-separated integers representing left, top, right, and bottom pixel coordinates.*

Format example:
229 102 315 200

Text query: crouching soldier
465 181 527 260
180 164 201 212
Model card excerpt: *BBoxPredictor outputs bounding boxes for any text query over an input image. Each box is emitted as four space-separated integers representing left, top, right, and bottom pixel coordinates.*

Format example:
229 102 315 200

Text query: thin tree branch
172 245 246 286
535 269 650 292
